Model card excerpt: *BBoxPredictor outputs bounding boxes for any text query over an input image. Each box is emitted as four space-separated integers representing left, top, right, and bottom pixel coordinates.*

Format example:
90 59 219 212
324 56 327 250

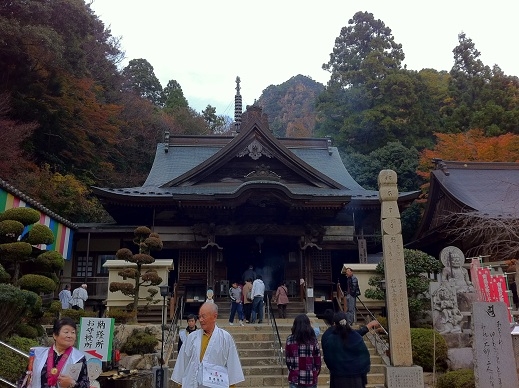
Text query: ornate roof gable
160 105 345 190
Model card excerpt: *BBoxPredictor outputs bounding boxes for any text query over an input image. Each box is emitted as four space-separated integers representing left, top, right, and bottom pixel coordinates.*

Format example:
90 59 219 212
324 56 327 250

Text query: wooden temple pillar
300 234 323 315
201 229 222 292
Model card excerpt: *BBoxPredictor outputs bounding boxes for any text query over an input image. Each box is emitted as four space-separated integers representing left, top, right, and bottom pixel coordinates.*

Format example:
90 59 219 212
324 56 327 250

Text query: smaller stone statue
432 284 463 334
440 246 475 293
206 288 214 303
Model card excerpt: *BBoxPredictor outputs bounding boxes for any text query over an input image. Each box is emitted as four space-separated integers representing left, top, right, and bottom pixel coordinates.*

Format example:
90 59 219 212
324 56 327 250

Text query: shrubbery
106 308 137 324
0 335 39 383
60 308 97 323
13 323 39 339
120 328 158 355
411 328 448 372
437 369 475 388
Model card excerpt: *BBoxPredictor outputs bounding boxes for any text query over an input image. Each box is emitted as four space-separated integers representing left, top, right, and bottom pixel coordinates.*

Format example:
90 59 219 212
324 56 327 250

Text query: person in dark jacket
322 308 381 336
177 314 198 352
321 312 370 388
339 267 360 325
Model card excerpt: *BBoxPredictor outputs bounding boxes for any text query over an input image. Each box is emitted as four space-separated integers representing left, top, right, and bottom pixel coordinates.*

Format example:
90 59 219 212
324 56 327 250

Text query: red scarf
46 346 73 386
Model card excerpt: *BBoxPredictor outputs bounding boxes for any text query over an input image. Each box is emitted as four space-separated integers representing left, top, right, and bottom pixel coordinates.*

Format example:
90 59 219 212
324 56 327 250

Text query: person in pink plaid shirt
285 314 321 388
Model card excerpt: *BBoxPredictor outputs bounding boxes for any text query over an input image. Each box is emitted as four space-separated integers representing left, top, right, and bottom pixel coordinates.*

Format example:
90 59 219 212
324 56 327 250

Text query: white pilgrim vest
171 325 244 388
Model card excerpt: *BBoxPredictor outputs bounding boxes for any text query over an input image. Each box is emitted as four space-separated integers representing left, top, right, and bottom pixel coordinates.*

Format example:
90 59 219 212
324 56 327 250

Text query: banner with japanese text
78 318 114 361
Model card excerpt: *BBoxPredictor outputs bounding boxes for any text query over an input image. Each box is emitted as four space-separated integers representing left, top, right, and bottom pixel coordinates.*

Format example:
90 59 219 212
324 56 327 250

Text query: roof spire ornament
234 76 242 134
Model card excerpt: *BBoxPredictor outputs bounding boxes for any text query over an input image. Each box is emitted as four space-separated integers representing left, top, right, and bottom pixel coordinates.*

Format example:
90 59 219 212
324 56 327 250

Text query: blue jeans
289 384 316 388
250 296 264 323
346 294 356 324
229 301 244 323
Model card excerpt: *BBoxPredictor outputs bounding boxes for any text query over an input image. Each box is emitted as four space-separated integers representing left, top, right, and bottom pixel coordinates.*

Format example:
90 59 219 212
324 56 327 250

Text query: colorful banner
476 267 492 302
492 275 512 322
0 187 74 260
470 258 482 300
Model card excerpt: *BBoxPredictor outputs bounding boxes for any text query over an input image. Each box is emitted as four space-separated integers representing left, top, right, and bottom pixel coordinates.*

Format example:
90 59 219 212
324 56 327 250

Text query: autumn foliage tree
418 129 519 181
109 226 163 319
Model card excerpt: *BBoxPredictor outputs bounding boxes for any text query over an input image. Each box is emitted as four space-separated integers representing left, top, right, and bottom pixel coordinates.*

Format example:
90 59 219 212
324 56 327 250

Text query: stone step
169 320 387 387
233 370 385 387
236 355 385 371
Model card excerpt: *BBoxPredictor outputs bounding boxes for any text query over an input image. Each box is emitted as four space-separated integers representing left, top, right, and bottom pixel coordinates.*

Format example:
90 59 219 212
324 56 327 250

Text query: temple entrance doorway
221 235 299 291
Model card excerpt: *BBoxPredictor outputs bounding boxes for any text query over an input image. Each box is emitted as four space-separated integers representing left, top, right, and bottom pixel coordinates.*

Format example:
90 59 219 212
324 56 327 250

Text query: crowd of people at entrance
20 264 377 388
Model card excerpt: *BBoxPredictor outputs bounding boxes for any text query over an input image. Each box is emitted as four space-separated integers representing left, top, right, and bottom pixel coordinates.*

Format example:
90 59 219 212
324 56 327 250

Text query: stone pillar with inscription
378 170 424 387
472 302 519 387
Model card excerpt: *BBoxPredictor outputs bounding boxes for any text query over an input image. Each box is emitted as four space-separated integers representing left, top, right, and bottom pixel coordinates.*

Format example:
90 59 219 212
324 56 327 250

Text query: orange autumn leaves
418 129 519 180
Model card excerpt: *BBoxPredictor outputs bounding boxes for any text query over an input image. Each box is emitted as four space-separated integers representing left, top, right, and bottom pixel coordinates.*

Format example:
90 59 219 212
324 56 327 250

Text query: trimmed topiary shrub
411 328 448 372
0 207 40 225
437 369 475 388
23 224 55 245
0 335 39 383
0 284 41 339
48 300 62 314
13 323 39 339
17 274 57 294
120 328 158 355
0 263 9 283
106 308 137 324
60 308 97 323
0 219 25 241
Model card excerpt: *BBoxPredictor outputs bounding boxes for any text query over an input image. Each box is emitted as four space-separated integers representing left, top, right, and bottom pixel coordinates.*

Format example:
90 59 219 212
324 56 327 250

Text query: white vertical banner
78 317 115 361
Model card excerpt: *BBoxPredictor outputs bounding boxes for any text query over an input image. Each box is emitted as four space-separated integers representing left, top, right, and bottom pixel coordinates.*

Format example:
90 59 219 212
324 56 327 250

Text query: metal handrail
355 296 391 366
0 339 29 387
163 295 184 365
265 292 285 388
334 286 391 365
0 376 16 387
0 340 29 358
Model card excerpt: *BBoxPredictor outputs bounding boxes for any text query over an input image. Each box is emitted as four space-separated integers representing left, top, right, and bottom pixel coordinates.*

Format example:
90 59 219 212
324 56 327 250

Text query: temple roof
92 106 418 208
409 160 519 251
430 161 519 218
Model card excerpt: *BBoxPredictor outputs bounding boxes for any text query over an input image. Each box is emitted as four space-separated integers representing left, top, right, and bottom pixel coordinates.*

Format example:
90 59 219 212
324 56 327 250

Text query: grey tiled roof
433 163 519 218
142 144 220 188
96 143 389 200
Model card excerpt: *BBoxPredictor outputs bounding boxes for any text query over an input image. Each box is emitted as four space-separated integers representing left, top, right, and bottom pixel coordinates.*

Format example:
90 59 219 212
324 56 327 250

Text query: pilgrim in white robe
171 325 244 388
30 346 87 388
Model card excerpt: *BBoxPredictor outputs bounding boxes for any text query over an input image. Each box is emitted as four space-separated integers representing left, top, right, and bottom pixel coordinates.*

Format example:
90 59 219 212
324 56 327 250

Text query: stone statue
432 283 463 334
440 246 475 293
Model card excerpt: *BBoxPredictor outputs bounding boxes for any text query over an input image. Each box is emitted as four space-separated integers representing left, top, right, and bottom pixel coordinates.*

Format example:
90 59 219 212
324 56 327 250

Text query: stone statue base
384 365 424 387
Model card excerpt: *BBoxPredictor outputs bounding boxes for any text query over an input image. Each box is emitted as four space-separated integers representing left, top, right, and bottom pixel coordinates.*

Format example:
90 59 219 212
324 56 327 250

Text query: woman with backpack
274 280 289 319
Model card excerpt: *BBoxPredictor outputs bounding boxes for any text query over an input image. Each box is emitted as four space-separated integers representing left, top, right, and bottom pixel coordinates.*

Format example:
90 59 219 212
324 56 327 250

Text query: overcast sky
90 0 519 116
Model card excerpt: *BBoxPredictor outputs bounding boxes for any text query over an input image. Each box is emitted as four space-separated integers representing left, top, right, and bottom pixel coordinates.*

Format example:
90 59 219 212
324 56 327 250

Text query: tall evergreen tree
122 58 164 106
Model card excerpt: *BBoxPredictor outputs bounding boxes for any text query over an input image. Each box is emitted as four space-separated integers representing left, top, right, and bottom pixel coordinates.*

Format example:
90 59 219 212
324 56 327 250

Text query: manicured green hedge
106 308 137 323
60 309 97 323
0 336 39 383
120 328 158 355
437 369 475 388
411 328 448 372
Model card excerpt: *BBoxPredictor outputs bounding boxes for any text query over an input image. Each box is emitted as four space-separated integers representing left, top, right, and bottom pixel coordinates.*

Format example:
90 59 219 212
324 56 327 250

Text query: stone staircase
168 316 386 388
